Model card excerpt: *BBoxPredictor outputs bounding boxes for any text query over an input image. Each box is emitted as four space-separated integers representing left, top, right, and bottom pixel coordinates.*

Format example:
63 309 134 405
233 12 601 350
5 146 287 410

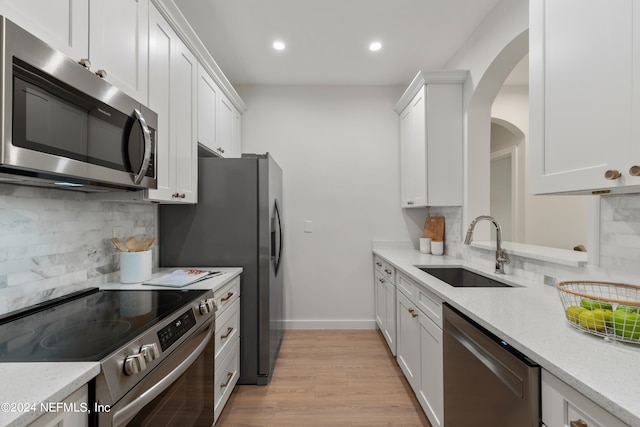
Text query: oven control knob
199 298 215 315
140 343 160 363
123 353 147 376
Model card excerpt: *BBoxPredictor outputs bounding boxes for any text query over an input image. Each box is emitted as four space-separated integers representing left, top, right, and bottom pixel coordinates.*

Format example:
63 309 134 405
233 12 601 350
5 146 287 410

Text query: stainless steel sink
418 267 512 288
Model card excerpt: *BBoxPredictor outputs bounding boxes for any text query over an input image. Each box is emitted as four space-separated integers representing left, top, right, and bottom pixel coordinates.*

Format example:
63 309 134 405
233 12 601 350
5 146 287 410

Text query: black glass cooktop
0 288 206 362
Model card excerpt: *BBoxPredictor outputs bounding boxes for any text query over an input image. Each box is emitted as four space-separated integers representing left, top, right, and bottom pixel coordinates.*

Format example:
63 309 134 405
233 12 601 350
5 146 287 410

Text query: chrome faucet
464 215 510 274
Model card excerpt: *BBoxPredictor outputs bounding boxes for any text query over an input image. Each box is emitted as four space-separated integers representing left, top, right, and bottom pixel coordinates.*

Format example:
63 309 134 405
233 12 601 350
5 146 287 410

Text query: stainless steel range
0 288 217 426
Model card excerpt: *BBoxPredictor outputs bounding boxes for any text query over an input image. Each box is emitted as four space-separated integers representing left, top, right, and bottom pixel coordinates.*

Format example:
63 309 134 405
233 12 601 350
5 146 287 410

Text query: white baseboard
283 319 377 330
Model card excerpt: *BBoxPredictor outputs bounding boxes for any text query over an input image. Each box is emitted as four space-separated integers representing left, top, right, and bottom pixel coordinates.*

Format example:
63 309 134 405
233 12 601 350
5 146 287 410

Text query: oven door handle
111 321 214 427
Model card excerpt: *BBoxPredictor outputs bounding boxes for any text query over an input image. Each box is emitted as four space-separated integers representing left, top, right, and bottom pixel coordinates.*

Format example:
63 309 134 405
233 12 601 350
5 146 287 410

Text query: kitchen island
373 244 640 426
0 267 241 427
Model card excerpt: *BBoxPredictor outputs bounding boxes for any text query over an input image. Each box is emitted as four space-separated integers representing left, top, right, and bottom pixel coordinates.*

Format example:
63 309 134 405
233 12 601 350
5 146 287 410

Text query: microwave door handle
132 108 152 185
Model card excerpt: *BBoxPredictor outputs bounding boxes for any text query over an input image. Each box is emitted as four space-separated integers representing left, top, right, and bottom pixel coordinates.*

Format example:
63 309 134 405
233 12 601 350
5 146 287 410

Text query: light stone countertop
0 267 242 427
373 246 640 426
0 362 99 427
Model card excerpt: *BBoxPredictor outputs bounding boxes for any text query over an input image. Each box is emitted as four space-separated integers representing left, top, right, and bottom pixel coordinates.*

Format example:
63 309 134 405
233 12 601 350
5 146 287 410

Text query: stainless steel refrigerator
159 153 284 385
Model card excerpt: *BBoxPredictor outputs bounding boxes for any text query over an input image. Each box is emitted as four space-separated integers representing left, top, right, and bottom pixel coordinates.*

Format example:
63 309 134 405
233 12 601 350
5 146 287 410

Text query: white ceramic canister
120 250 152 283
419 237 432 254
431 241 444 256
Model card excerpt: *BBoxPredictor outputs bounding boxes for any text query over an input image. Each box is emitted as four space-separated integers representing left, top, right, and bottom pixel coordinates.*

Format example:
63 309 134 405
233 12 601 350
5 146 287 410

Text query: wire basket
556 281 640 344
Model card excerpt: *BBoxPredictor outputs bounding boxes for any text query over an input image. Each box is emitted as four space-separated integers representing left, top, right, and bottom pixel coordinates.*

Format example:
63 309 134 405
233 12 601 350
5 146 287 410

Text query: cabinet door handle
376 262 382 267
604 170 622 180
221 291 234 302
220 372 234 388
217 147 225 153
629 166 640 176
408 308 418 318
569 420 588 427
78 58 91 68
95 69 108 78
221 327 234 339
407 201 414 205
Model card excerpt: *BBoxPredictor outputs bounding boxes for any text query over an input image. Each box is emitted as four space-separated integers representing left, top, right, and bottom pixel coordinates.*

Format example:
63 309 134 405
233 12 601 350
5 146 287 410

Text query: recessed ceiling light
273 41 286 51
369 41 382 52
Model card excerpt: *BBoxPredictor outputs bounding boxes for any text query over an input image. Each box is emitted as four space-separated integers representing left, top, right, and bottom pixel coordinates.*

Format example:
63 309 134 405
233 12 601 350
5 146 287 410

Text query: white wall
444 0 528 240
237 85 420 328
492 86 589 250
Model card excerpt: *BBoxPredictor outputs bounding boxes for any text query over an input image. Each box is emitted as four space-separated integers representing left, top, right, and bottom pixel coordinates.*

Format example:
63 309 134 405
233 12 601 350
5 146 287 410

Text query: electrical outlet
112 226 124 239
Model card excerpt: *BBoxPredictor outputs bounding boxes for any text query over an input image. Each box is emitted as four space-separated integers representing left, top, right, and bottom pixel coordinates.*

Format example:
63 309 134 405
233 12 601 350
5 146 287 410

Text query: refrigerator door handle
271 200 283 274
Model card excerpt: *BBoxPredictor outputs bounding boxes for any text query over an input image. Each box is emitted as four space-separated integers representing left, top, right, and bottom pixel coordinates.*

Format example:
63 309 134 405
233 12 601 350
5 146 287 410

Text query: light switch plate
304 220 313 233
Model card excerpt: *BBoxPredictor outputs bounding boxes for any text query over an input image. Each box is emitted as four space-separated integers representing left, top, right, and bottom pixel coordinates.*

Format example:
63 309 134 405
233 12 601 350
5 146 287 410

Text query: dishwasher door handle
447 319 524 398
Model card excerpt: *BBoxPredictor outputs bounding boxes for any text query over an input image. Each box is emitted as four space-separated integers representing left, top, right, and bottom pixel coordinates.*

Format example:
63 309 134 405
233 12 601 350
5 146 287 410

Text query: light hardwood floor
216 330 431 426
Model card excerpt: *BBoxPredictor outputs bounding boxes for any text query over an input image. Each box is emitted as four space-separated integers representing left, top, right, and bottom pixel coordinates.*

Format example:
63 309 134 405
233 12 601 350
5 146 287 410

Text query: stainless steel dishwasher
443 304 540 426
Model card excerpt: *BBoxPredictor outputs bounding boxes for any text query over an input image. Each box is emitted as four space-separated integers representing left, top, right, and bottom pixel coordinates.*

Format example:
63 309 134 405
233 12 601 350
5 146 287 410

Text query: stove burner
40 320 132 359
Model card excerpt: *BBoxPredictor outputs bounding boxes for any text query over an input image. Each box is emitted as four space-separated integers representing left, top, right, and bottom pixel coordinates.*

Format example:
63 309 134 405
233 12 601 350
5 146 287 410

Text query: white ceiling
173 0 511 86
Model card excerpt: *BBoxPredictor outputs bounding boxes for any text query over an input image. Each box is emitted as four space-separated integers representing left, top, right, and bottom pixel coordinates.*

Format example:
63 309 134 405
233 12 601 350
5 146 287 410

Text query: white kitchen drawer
541 370 628 427
416 286 443 328
374 256 395 283
397 272 416 300
214 338 240 423
214 276 240 317
215 297 240 366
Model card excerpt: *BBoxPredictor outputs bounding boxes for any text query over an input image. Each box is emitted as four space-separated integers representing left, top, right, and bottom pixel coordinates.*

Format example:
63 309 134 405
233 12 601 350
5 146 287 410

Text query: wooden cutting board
423 216 445 241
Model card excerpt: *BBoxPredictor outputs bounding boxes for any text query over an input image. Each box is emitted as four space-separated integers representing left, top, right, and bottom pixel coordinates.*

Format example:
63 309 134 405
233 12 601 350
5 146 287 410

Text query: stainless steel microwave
0 17 157 192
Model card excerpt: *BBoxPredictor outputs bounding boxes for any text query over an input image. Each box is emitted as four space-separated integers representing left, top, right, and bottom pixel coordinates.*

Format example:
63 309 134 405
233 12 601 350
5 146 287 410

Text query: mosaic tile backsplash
0 184 157 314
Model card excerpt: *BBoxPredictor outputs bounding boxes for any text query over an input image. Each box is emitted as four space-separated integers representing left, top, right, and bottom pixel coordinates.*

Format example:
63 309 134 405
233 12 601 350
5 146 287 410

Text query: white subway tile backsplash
0 183 157 314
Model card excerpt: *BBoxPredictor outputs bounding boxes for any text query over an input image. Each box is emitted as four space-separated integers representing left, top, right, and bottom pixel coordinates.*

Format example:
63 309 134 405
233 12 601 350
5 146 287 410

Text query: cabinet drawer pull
604 169 622 180
629 165 640 176
407 201 414 205
376 262 382 267
95 69 107 78
220 372 233 388
408 308 418 318
379 278 386 284
221 291 234 302
221 327 234 339
384 269 392 275
570 420 588 427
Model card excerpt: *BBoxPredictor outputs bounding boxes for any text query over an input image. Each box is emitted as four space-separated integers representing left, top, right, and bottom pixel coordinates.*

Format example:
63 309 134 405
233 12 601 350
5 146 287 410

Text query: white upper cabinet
171 40 198 202
89 0 148 103
197 65 219 154
0 0 89 60
395 71 466 208
198 64 242 158
146 4 197 203
217 92 239 157
530 0 640 195
0 0 148 103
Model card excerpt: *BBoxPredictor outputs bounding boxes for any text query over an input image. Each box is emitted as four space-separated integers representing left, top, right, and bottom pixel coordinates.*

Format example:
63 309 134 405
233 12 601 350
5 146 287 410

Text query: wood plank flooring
216 330 430 426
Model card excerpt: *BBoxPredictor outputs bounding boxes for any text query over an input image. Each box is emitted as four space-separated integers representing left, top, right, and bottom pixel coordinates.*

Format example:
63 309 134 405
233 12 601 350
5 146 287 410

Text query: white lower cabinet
396 272 444 427
373 256 396 355
28 385 88 427
213 277 241 424
541 370 628 427
417 309 443 427
396 290 420 388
